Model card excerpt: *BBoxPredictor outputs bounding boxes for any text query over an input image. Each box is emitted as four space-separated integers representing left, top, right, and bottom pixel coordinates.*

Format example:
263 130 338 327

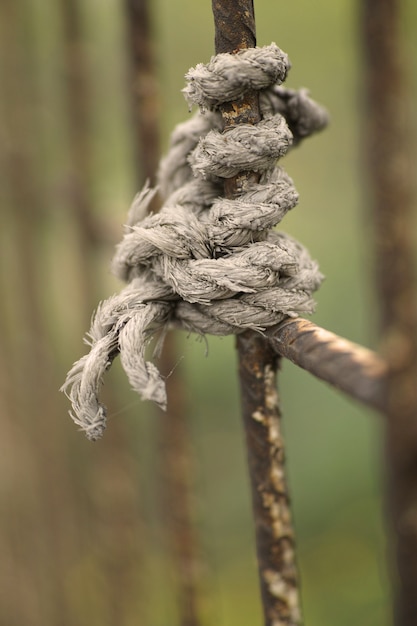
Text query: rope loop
62 43 328 439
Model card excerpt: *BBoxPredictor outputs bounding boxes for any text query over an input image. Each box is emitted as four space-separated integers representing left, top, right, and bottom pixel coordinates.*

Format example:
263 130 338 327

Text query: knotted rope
62 43 328 440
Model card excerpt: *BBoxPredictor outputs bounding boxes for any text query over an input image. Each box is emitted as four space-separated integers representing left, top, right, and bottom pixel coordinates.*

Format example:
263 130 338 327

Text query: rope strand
61 43 328 439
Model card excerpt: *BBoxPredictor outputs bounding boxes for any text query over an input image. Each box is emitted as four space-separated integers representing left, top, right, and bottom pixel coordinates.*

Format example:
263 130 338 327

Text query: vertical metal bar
125 3 202 624
237 333 303 625
125 0 161 185
362 1 417 624
157 338 202 626
211 2 303 624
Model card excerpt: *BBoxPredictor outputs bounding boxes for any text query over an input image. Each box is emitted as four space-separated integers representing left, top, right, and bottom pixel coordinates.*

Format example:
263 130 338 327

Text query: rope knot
62 43 328 440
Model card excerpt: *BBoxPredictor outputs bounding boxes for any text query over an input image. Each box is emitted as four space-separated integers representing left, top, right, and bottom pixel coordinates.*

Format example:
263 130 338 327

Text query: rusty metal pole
211 2 303 624
362 1 417 624
268 318 387 412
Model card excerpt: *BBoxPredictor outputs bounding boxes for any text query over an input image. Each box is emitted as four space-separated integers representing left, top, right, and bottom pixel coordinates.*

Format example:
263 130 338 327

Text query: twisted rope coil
62 43 328 440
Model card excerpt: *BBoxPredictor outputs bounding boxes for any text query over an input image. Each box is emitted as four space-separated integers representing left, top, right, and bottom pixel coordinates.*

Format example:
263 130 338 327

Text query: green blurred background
0 0 416 624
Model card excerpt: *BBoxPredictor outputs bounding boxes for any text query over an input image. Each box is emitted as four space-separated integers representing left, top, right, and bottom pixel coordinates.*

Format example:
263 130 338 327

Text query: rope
61 43 328 440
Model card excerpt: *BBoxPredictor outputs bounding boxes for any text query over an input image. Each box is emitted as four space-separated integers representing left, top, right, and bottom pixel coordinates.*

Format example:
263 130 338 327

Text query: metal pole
212 2 303 623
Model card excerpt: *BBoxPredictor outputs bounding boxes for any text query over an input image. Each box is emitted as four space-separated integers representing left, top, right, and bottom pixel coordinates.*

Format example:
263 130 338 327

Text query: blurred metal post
362 0 417 624
125 0 160 185
125 2 203 624
62 2 146 624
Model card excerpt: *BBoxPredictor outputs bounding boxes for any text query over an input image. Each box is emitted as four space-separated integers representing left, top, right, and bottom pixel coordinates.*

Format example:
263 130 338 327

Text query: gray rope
61 43 328 440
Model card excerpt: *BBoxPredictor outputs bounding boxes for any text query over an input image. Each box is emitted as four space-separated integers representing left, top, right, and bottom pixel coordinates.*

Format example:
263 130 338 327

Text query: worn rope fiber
62 43 328 440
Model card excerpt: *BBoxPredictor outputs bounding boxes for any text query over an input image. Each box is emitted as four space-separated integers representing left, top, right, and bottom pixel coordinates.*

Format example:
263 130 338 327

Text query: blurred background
0 0 416 624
